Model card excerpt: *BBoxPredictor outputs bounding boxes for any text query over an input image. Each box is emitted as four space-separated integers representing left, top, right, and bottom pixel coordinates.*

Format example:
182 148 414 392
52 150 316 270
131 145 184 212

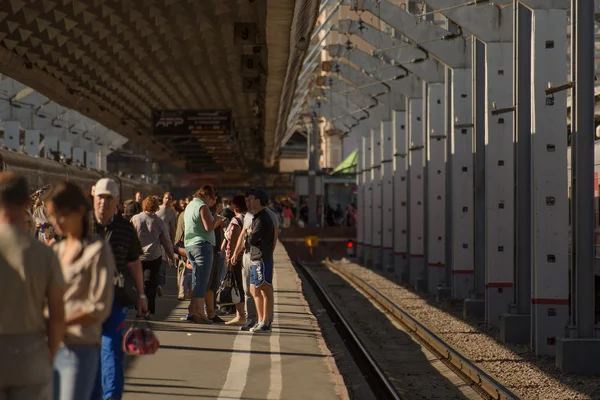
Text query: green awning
332 150 358 175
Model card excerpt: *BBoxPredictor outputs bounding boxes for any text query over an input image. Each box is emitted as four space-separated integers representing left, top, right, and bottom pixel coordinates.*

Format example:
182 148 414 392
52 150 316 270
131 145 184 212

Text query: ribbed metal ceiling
0 0 319 174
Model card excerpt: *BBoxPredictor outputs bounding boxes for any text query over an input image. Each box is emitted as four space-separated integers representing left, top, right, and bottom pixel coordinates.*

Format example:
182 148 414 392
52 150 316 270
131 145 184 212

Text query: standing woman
130 196 174 315
184 185 225 324
223 194 248 325
46 182 115 400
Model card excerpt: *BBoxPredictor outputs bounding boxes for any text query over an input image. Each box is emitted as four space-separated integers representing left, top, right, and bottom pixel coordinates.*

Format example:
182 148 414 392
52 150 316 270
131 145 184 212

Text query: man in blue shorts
245 189 275 333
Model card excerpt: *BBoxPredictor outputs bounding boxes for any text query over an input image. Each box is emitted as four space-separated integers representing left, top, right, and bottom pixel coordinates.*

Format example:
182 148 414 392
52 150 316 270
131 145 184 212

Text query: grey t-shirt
156 205 177 241
243 207 280 230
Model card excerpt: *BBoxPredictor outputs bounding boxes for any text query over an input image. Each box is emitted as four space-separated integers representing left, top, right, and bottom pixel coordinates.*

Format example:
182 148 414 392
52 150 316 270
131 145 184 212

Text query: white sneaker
249 322 264 332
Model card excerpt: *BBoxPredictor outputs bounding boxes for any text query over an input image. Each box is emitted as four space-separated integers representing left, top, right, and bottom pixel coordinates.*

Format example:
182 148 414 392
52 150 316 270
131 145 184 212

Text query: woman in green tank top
183 185 226 324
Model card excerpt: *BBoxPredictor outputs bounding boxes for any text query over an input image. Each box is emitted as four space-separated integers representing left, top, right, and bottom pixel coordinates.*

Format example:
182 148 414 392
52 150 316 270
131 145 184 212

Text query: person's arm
169 212 177 244
273 227 278 252
200 205 224 232
125 224 147 314
227 225 241 260
46 255 65 360
231 225 246 264
67 244 115 326
158 220 174 260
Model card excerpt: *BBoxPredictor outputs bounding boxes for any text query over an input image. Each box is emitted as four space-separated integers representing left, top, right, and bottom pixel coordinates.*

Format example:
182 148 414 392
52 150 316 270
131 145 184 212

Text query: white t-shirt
243 208 280 230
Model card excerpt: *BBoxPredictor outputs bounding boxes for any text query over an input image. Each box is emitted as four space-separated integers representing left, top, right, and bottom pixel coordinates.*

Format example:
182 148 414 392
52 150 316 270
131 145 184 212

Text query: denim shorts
186 242 214 298
250 258 273 287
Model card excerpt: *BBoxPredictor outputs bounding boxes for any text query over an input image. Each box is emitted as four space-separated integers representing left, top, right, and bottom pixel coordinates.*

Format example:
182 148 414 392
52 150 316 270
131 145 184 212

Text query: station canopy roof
0 0 321 174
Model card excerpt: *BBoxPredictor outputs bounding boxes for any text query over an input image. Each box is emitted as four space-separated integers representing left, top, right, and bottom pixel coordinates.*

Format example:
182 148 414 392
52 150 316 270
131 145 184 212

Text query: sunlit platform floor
123 243 343 400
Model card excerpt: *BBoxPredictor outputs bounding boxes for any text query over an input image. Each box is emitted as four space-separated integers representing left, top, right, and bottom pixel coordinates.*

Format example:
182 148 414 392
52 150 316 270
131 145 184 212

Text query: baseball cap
247 188 269 205
95 178 120 197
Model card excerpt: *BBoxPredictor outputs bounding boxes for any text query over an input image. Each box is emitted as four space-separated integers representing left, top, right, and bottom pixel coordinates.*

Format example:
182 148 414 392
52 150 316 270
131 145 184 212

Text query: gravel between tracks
335 262 600 400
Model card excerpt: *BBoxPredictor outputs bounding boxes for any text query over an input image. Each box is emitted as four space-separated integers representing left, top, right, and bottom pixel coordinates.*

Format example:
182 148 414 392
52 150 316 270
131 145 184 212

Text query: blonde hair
192 185 217 200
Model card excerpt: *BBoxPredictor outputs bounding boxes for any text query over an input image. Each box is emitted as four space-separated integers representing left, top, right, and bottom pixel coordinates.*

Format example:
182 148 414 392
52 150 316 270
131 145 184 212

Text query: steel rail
295 261 402 400
323 259 518 400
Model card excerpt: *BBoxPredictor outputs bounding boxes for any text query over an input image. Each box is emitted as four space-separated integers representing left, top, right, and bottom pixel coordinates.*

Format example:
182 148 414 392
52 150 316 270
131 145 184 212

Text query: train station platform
123 243 345 400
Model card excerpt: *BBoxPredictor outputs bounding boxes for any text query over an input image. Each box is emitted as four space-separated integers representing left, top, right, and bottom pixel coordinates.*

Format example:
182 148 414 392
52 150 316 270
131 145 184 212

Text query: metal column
356 131 365 264
450 68 475 299
371 128 383 270
556 0 600 375
408 98 426 291
393 110 409 281
427 83 447 294
484 42 515 328
381 120 395 272
308 117 320 228
529 8 569 356
362 134 373 266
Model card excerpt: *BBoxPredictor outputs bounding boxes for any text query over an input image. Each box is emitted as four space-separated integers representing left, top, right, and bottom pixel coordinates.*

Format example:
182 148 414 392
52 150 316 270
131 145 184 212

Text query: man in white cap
91 178 146 400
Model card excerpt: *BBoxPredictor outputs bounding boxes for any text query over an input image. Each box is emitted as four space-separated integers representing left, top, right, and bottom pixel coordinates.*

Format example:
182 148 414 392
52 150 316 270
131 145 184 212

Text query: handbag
216 269 241 306
123 317 160 355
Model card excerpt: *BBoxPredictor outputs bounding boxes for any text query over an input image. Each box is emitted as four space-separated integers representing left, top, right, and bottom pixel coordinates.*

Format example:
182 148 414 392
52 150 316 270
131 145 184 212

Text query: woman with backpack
222 194 248 326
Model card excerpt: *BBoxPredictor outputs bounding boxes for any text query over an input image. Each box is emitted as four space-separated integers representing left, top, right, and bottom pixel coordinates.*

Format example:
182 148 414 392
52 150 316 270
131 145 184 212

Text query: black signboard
152 109 232 136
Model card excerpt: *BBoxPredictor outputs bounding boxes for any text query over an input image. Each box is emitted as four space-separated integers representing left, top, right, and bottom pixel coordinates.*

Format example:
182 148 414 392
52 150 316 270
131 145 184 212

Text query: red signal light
347 240 354 249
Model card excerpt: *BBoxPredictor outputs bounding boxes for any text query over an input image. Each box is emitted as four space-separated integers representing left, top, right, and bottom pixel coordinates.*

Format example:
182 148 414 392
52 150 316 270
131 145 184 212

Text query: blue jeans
186 242 214 298
159 259 168 286
91 299 129 400
54 346 99 400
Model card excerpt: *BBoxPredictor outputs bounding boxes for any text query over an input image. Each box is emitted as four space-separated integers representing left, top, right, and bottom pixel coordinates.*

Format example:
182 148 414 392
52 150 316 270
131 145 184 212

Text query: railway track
295 261 401 400
322 259 518 400
296 260 518 400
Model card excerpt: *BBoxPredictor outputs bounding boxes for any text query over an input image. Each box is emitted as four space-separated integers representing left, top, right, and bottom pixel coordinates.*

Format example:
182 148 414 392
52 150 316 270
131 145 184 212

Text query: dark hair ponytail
47 182 93 238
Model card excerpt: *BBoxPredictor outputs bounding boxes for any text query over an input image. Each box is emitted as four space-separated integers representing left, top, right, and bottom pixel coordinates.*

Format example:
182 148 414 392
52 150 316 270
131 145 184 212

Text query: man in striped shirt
91 178 146 400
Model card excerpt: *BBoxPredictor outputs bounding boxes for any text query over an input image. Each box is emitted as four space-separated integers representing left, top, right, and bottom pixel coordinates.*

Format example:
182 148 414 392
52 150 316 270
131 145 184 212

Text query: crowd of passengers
0 172 279 400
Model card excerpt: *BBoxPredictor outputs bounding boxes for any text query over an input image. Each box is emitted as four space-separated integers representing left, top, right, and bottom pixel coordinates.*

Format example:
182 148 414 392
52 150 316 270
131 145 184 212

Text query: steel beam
352 0 471 68
356 124 370 264
336 19 446 83
326 54 422 99
362 131 373 266
371 126 383 269
325 70 407 110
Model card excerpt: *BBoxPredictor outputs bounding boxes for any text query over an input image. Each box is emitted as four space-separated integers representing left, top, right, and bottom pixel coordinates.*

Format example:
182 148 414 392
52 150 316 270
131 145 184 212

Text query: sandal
191 314 213 324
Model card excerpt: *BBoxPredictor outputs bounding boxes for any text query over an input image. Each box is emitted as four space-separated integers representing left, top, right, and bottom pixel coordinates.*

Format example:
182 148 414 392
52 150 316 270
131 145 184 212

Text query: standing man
245 189 275 333
231 190 279 331
0 172 65 399
124 191 143 219
156 192 177 296
91 178 147 400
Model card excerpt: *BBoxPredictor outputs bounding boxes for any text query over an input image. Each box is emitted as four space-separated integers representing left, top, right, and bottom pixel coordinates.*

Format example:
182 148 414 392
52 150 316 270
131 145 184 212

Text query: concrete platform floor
123 244 345 400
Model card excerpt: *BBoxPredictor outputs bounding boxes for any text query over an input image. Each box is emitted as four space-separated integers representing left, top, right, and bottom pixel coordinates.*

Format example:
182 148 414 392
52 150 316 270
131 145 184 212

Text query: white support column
24 129 40 156
427 83 447 294
530 9 569 356
408 98 426 290
86 149 97 169
450 68 475 298
381 120 394 271
3 121 20 150
73 148 85 165
44 135 59 158
363 134 373 266
485 42 515 328
59 140 72 160
393 110 409 281
371 129 383 269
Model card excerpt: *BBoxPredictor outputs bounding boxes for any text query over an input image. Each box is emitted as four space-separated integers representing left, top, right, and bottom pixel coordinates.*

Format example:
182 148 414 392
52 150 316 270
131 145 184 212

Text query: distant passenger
230 189 279 332
0 172 65 400
246 189 276 333
46 182 115 400
131 197 174 315
156 192 177 297
124 191 143 219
